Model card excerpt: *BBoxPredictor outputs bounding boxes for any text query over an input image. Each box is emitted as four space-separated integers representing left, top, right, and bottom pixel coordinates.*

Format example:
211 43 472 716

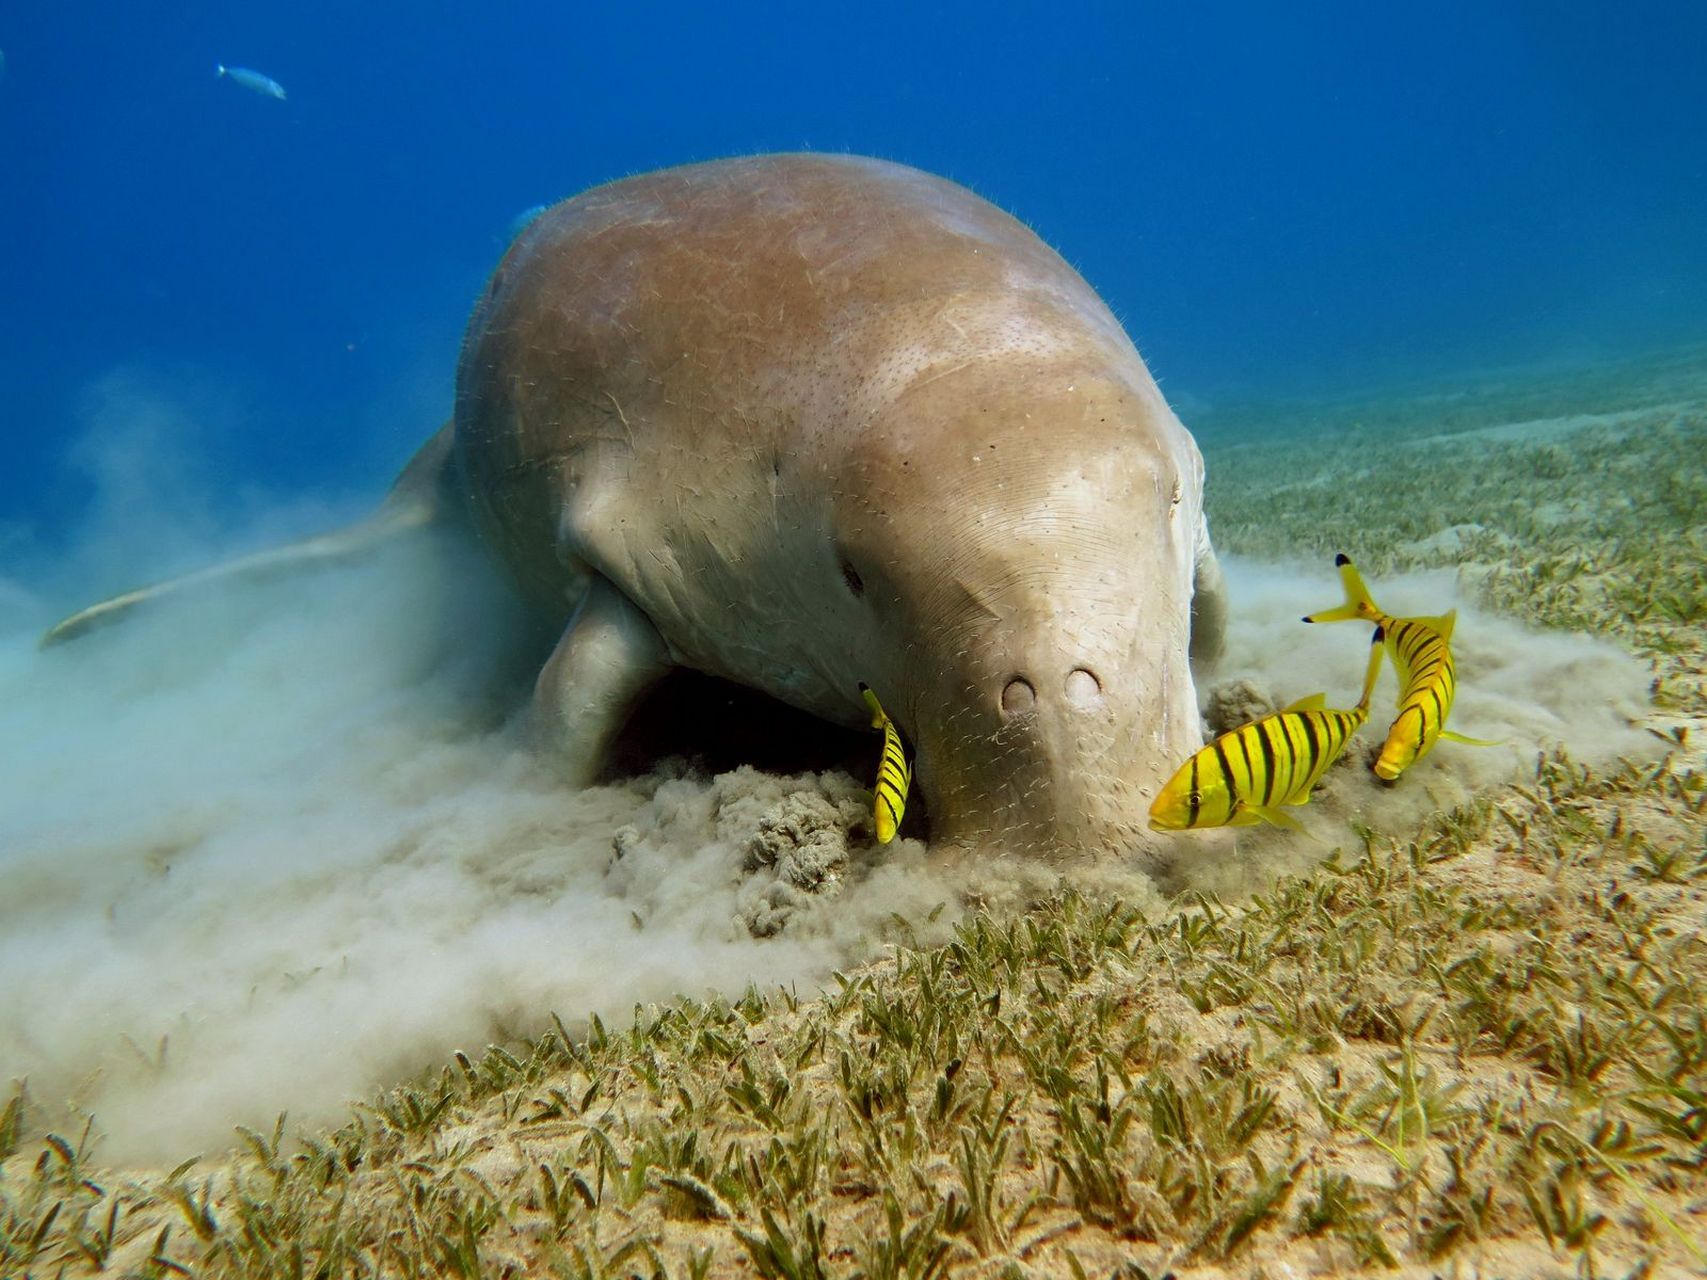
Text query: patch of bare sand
1408 400 1694 449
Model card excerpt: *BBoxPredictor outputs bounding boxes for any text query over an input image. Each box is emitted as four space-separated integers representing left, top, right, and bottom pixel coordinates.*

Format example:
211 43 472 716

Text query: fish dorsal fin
1410 608 1457 641
1282 692 1326 712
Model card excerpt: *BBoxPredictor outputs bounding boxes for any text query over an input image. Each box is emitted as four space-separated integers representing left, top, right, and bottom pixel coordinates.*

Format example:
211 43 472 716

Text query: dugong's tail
40 422 459 649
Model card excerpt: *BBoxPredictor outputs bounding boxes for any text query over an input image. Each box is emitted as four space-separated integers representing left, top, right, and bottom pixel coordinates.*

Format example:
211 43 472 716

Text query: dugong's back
452 153 1151 623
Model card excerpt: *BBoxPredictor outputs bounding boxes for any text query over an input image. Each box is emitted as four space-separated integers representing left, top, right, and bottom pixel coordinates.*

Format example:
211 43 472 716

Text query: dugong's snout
835 372 1219 868
897 601 1209 867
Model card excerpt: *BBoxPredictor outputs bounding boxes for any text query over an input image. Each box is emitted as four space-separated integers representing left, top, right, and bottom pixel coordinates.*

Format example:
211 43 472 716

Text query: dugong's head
827 360 1219 864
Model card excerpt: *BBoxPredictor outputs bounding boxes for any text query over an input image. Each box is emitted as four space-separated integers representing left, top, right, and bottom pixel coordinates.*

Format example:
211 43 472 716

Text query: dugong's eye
840 559 866 598
1170 479 1183 506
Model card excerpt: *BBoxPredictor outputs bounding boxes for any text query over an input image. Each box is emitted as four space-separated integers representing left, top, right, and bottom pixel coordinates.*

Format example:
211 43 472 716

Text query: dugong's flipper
39 503 436 648
1189 524 1229 670
531 577 672 786
40 422 457 649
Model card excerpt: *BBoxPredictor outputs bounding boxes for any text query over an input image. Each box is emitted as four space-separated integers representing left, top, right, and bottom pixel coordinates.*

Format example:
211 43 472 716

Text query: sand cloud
0 379 1658 1164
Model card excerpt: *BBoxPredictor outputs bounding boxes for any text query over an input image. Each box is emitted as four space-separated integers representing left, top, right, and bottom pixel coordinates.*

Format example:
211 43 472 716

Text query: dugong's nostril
1065 667 1102 706
1000 677 1036 717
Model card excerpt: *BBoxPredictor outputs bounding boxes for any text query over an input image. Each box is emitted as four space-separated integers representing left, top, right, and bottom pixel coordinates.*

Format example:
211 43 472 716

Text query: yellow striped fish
1303 554 1498 781
1149 631 1384 832
860 683 911 843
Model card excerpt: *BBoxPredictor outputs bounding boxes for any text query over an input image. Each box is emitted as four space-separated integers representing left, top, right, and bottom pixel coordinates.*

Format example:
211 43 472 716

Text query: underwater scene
2 4 1704 1276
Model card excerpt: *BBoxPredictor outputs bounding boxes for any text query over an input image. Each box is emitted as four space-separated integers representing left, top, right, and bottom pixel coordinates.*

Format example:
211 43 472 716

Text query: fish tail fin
1302 552 1382 624
858 682 886 730
40 420 457 649
1355 624 1386 711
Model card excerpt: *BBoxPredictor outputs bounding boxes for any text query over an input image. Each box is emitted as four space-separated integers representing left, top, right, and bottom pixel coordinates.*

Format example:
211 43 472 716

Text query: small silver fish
217 63 286 101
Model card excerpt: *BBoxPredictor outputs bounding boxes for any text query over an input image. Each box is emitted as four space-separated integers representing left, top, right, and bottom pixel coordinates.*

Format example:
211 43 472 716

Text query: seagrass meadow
4 356 1705 1279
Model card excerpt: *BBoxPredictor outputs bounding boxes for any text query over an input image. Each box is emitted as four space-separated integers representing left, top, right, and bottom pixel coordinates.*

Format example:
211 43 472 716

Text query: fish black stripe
1260 719 1292 805
1223 726 1247 782
1320 714 1345 761
1408 628 1437 669
1426 685 1444 731
877 775 906 803
1311 715 1343 787
1255 717 1279 804
1297 713 1322 793
1297 723 1324 791
878 792 901 824
1317 723 1345 781
1295 714 1318 787
1211 739 1237 824
1187 754 1201 828
1274 716 1302 801
1290 719 1316 796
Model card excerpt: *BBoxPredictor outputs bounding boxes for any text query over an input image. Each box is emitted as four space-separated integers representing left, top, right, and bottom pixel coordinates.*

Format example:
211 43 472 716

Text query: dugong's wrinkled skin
450 153 1228 862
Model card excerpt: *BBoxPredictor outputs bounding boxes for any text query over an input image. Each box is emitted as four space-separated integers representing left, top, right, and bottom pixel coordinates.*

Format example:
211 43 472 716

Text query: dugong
46 153 1229 863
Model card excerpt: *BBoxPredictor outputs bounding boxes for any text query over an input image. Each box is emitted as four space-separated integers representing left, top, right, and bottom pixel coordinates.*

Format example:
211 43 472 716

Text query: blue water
2 1 1704 543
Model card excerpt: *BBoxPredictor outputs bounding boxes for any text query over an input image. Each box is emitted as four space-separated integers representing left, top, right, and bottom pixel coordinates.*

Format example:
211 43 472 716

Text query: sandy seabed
2 356 1704 1278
